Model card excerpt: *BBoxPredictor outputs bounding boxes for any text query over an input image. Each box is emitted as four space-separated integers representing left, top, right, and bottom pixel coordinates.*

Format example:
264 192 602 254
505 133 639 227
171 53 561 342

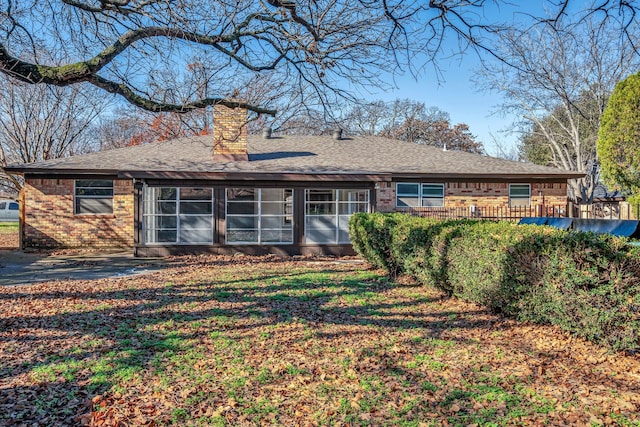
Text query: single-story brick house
3 106 583 256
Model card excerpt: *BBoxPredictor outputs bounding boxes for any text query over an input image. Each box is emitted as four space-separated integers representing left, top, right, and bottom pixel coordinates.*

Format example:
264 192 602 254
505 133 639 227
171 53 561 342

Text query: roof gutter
118 171 393 182
4 168 585 181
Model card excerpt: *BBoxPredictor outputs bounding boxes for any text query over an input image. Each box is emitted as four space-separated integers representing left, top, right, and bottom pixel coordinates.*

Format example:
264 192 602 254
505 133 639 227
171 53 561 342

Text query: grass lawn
0 222 18 233
0 223 18 249
0 255 639 426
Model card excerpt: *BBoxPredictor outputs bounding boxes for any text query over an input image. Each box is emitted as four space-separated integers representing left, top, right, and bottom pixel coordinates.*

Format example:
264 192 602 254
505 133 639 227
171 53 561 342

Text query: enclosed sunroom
134 183 371 256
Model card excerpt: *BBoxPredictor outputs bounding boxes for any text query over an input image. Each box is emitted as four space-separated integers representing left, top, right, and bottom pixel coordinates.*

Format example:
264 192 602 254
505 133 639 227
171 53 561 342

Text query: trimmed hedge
349 213 640 351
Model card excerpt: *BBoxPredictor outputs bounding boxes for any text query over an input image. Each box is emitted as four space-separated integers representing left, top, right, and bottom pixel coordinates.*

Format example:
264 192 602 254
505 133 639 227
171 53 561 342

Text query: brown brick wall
22 178 134 249
375 181 568 213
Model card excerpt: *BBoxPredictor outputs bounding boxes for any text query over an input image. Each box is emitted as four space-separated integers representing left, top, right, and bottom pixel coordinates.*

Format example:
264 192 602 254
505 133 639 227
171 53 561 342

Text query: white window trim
142 187 214 245
509 183 532 207
225 188 294 245
395 182 445 208
74 179 114 215
304 189 370 244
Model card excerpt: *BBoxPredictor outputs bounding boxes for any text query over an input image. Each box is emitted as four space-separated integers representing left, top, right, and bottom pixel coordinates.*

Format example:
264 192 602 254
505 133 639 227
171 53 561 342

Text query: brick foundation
22 178 134 249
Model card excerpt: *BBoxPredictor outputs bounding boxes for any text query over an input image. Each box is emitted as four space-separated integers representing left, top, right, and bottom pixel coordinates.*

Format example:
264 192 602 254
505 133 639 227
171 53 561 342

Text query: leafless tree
4 1 634 118
479 10 640 202
339 99 484 153
0 76 110 192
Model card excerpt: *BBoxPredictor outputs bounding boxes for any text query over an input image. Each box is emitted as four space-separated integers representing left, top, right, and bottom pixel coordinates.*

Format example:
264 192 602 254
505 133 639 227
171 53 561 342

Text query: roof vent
262 127 272 139
332 128 343 140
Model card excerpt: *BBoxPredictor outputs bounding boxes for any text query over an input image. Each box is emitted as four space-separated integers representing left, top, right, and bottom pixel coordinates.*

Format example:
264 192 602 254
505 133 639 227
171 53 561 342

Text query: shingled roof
4 134 584 181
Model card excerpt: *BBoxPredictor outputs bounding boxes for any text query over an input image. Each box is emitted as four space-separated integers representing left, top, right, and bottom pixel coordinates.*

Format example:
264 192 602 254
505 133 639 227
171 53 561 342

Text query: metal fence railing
399 202 638 222
399 205 568 222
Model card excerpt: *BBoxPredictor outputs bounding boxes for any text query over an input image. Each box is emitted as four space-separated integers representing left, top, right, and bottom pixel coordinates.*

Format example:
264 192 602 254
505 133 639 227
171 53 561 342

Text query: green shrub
349 213 640 351
349 212 403 274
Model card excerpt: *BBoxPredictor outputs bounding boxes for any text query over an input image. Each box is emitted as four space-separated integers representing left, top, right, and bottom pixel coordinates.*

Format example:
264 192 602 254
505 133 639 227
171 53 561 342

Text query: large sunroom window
226 188 293 244
143 187 213 244
305 189 369 244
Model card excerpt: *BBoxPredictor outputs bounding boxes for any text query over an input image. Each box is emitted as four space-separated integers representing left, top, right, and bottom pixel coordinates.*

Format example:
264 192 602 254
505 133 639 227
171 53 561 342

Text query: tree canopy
597 71 640 204
480 8 640 202
2 1 639 117
0 0 485 115
0 74 109 192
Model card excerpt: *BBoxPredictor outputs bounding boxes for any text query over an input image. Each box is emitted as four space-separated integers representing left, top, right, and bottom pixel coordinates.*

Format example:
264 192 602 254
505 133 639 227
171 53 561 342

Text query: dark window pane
510 185 530 197
9 202 18 210
227 216 257 229
180 188 211 200
75 188 114 196
227 201 257 215
151 216 177 229
180 201 212 214
307 190 335 202
397 183 419 195
76 180 113 189
157 230 177 242
422 184 444 197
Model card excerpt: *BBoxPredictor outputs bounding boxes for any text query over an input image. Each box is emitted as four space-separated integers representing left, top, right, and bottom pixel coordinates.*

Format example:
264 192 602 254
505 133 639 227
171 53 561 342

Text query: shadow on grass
0 260 631 425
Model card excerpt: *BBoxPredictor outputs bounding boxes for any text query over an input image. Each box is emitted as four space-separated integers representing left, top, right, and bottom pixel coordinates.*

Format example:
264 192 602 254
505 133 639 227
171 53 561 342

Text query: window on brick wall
509 184 531 207
396 183 444 207
75 180 114 214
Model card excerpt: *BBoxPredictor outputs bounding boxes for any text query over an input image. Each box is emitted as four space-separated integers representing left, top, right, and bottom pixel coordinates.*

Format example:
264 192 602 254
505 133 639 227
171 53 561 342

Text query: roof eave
119 171 392 181
391 172 586 180
3 166 121 176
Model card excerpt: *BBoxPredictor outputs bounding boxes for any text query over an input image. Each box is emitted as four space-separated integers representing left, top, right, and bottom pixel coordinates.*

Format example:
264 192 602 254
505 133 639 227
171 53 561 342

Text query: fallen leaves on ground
0 254 639 426
0 231 18 250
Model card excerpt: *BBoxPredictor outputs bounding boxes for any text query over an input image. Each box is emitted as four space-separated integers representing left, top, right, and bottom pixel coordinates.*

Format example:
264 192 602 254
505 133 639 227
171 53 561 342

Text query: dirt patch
0 256 638 426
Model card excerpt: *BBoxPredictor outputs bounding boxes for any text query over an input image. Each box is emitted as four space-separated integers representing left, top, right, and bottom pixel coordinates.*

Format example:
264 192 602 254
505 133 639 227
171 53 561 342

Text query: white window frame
395 183 445 208
142 187 214 245
509 183 531 207
74 180 114 215
304 189 370 244
225 188 294 245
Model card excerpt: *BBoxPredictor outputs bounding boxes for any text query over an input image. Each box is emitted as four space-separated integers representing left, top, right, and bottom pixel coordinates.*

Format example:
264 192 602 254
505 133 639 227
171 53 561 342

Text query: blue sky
364 2 562 158
379 57 512 157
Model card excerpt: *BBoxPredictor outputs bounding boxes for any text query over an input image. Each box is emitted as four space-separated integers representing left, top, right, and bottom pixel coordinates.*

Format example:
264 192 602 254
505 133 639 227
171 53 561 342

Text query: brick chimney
212 103 248 162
